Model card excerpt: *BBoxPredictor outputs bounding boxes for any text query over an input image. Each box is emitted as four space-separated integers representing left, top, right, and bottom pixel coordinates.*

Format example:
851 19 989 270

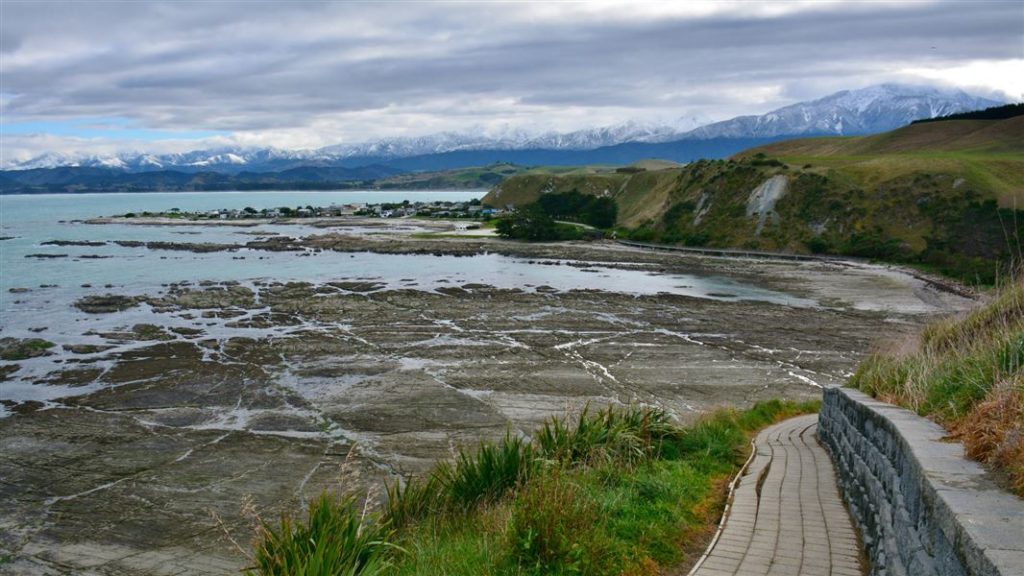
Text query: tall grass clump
384 405 676 528
851 277 1024 495
534 404 676 466
382 474 444 531
246 493 394 576
438 434 538 511
382 433 536 529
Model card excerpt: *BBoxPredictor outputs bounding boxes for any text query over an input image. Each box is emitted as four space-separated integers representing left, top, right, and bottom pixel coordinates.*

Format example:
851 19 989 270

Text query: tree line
495 190 617 241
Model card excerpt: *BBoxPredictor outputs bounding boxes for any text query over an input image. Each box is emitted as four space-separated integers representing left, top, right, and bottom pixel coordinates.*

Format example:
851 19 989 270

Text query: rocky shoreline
0 224 975 575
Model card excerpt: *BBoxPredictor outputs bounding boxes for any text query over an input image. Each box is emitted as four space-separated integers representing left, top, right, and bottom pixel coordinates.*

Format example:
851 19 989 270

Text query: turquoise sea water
0 190 481 292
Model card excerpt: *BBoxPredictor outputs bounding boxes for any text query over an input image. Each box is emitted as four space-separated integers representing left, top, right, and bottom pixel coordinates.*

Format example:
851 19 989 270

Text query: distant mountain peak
684 83 1004 140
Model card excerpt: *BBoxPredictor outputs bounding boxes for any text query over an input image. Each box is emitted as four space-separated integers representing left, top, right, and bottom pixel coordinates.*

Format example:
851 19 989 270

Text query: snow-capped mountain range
321 116 711 160
685 84 1001 139
5 84 1003 172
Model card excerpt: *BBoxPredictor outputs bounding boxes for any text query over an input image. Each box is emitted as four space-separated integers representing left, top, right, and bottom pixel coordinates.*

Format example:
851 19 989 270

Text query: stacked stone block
819 388 1024 576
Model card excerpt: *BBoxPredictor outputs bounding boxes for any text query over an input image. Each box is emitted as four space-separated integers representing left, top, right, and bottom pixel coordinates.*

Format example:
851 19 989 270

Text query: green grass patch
247 400 818 576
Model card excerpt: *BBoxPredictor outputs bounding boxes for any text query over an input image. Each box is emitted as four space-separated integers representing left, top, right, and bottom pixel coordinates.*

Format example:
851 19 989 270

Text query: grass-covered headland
483 113 1024 284
852 277 1024 495
245 400 818 575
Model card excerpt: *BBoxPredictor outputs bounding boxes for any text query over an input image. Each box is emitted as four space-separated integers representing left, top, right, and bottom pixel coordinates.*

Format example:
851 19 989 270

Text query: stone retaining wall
819 387 1024 576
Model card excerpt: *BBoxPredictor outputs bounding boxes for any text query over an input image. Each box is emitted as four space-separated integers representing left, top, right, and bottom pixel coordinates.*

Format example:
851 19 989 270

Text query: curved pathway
691 414 866 576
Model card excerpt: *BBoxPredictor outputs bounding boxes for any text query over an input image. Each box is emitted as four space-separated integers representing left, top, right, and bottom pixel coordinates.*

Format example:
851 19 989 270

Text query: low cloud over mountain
4 84 1003 176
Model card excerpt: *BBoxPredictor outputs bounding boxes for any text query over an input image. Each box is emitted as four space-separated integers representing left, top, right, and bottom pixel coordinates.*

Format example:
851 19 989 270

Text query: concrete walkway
690 414 866 576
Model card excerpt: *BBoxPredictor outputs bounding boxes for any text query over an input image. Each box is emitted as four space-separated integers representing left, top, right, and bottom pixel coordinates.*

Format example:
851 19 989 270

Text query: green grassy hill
373 163 530 189
740 115 1024 205
374 162 630 190
483 116 1024 282
746 115 1023 157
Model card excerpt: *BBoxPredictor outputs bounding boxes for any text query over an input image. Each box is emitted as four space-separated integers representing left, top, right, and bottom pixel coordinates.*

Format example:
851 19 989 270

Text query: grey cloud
0 30 21 54
1 1 1020 142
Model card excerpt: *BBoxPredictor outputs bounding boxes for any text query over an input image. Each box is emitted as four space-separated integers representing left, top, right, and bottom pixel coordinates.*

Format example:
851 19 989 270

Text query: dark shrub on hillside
627 226 657 242
912 103 1024 123
806 236 833 254
496 204 584 241
537 190 618 229
843 230 905 260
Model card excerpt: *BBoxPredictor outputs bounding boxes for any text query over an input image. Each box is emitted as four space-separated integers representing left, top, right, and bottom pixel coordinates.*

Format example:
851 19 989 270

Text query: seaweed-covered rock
41 240 107 247
74 294 143 313
0 337 55 360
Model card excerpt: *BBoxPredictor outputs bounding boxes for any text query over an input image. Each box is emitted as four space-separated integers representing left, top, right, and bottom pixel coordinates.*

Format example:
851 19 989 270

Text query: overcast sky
1 0 1021 161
